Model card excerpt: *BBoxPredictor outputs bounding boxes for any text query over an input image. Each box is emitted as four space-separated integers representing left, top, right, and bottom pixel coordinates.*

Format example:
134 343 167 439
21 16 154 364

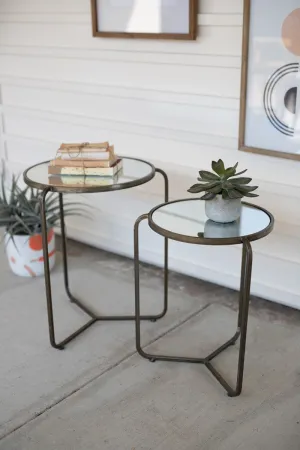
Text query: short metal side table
23 157 169 350
134 199 274 396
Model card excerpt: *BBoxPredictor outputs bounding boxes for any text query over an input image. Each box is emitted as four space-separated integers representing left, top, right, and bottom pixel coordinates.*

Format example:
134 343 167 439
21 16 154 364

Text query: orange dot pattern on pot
29 229 54 251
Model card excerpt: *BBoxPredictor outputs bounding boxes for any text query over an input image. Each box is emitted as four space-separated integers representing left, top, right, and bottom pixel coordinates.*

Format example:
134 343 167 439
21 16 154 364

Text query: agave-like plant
188 159 259 200
0 166 84 238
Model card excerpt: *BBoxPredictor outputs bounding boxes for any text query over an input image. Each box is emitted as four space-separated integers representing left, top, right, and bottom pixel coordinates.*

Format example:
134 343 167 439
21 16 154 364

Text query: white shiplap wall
0 0 299 308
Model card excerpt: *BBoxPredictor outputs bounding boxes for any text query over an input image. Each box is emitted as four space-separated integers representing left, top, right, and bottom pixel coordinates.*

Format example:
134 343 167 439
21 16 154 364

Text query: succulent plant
188 159 259 200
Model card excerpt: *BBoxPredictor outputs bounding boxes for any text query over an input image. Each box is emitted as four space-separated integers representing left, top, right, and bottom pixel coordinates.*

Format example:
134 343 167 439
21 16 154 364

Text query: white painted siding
0 0 299 307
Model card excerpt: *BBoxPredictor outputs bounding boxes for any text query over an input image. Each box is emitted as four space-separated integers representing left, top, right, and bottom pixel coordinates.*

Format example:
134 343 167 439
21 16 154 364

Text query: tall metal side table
23 157 169 350
134 199 274 396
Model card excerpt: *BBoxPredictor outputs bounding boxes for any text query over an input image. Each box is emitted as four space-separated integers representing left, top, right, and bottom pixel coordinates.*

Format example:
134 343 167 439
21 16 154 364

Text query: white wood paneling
0 55 241 98
0 0 299 308
0 24 242 56
1 85 239 139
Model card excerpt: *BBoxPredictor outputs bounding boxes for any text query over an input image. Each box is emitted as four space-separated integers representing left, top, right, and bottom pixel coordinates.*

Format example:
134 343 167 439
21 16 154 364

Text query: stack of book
48 142 123 187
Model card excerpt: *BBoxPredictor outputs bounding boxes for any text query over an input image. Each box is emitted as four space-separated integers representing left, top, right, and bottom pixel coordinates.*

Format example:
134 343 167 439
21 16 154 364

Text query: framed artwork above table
91 0 198 40
239 0 300 161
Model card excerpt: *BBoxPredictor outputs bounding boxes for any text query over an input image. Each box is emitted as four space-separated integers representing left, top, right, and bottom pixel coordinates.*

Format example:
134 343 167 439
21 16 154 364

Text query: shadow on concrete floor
0 238 299 449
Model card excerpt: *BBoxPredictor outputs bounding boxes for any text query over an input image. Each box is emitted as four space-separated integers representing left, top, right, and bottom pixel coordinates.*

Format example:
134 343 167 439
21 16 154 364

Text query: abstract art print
239 0 300 160
91 0 198 40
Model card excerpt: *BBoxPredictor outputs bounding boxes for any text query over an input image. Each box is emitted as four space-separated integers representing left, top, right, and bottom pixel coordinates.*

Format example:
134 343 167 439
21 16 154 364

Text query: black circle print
263 63 299 137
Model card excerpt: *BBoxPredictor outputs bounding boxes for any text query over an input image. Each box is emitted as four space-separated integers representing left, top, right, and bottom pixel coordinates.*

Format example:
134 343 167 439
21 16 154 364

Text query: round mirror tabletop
149 198 274 245
24 157 155 193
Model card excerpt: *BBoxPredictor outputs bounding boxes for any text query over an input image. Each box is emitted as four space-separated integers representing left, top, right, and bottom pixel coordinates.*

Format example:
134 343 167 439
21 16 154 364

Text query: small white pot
205 196 241 223
5 229 56 277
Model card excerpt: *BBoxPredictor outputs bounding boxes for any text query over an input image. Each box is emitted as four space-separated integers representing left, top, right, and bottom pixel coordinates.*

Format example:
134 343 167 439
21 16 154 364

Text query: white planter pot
5 229 56 277
205 196 241 223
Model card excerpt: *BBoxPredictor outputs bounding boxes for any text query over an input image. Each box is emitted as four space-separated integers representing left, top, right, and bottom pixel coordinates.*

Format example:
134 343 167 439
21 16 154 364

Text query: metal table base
134 214 253 397
39 168 169 350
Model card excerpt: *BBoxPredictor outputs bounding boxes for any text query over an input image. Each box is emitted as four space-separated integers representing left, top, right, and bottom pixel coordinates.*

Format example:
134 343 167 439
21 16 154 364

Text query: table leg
59 193 99 319
135 221 253 397
154 168 169 320
236 239 253 395
41 166 169 349
40 189 97 350
135 213 205 364
59 167 169 323
206 240 253 396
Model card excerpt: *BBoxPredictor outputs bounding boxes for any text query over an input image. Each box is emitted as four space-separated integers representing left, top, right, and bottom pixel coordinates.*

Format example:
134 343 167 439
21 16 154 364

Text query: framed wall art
239 0 300 161
91 0 198 40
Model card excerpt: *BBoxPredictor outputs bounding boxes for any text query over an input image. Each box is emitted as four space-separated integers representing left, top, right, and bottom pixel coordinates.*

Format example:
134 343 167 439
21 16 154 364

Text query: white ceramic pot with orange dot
5 229 56 277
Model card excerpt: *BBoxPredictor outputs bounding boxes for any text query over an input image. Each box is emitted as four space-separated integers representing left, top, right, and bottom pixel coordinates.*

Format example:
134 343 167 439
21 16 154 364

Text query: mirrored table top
149 199 274 245
23 157 155 193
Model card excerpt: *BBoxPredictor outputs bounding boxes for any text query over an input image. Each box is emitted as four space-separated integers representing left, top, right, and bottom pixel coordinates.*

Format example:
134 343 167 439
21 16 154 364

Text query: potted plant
188 159 258 223
0 169 81 277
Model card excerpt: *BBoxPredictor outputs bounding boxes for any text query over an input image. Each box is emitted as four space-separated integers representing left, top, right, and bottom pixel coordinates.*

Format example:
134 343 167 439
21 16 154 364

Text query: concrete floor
1 239 300 449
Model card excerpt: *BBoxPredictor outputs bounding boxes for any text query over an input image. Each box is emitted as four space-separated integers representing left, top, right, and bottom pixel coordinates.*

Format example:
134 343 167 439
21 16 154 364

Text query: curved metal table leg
135 223 253 397
151 168 169 321
206 240 253 396
135 213 205 364
59 167 169 321
42 167 169 349
40 190 97 350
59 193 99 319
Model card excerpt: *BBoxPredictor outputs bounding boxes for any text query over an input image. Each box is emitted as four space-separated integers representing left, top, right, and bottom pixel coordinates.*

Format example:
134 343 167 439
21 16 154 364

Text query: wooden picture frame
91 0 198 41
239 0 300 161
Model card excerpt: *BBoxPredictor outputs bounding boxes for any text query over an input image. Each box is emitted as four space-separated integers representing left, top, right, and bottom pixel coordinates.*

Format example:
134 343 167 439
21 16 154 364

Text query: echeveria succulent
188 159 259 200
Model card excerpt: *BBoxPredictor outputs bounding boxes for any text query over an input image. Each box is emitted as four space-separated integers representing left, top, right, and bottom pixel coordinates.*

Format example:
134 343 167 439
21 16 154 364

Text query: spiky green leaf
222 190 230 200
1 167 7 205
0 164 86 236
200 192 216 200
222 181 234 190
188 183 207 194
232 169 247 177
226 189 244 199
207 185 223 195
235 185 258 194
198 171 220 181
230 177 252 185
188 181 219 194
223 163 239 179
243 192 259 198
211 159 225 176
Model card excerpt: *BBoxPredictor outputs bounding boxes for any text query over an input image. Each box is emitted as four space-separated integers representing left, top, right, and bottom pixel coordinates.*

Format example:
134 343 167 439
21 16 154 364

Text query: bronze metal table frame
23 158 169 350
134 200 274 397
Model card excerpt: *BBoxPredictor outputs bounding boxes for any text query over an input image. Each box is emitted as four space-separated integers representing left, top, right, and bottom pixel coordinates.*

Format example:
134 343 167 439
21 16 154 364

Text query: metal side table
134 199 274 397
23 157 169 350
